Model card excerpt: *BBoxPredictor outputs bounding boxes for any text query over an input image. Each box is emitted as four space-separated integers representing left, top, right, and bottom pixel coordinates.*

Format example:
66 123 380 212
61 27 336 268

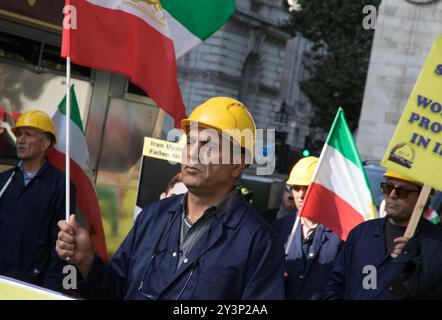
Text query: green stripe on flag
162 0 236 40
326 108 362 169
325 108 376 210
58 85 84 134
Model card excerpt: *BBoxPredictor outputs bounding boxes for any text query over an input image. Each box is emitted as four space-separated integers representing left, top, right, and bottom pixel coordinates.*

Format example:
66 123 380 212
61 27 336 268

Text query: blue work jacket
0 160 75 291
272 213 343 299
323 217 442 300
78 193 285 300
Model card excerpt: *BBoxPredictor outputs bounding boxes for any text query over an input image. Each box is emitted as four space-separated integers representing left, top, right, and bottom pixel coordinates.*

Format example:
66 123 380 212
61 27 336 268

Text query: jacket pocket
193 268 240 299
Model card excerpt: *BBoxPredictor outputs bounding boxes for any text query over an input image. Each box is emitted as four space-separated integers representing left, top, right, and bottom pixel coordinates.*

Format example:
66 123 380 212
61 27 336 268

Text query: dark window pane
128 81 150 97
41 43 91 77
0 31 90 78
0 31 40 65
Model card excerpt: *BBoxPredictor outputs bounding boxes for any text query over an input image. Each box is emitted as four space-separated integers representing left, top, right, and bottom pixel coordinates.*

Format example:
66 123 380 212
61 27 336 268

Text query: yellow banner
0 276 74 300
142 137 183 164
381 36 442 190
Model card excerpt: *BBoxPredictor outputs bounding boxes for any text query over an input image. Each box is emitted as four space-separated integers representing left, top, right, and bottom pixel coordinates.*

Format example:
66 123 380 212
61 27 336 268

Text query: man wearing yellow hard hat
0 110 75 291
272 156 342 299
324 169 442 299
56 97 285 299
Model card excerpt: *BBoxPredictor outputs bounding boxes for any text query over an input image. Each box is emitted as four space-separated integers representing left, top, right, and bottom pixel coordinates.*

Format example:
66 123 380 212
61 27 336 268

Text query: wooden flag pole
404 184 432 238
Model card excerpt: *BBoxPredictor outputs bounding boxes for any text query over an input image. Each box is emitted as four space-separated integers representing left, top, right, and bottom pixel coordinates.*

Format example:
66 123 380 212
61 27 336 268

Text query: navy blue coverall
273 213 343 299
0 161 75 291
323 217 442 299
77 193 285 300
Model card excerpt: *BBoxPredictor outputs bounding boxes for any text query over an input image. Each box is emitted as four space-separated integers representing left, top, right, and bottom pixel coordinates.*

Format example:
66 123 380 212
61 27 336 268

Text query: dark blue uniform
323 217 442 299
78 193 285 300
0 161 75 291
272 213 343 299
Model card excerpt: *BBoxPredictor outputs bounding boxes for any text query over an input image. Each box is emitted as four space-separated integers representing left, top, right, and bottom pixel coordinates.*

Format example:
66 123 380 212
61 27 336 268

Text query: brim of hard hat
181 119 255 156
181 120 242 146
286 178 311 186
383 170 423 187
181 119 223 133
12 126 57 145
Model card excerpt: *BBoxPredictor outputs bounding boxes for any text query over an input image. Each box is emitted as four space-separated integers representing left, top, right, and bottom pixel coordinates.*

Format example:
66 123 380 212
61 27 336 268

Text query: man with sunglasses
324 169 442 299
56 97 285 300
272 157 343 299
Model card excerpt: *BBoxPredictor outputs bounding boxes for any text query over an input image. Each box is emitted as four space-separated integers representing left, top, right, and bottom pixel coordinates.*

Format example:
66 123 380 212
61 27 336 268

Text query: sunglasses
380 182 421 199
285 185 308 192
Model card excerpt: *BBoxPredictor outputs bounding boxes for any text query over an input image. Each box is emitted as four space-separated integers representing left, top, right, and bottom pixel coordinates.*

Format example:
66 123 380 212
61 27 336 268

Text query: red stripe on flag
62 0 186 127
47 147 108 261
301 183 364 240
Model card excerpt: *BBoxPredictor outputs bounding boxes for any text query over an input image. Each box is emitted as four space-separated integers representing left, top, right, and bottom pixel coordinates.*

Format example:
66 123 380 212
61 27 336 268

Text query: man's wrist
78 253 95 279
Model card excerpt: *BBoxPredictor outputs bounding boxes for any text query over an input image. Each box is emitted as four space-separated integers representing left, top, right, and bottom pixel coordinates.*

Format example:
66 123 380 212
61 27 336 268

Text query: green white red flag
300 108 377 240
47 86 108 260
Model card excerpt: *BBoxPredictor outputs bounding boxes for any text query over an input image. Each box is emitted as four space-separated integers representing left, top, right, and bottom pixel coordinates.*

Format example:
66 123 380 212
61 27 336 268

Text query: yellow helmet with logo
287 156 319 186
12 110 57 145
383 169 423 187
181 97 256 156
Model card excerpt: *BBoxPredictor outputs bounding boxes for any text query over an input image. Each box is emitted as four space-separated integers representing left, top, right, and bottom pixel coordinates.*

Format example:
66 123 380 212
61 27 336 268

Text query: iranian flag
46 86 108 260
62 0 236 127
300 108 377 240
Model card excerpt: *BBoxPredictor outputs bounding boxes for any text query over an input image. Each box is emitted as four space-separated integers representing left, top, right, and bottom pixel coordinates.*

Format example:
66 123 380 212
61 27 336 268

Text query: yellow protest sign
381 36 442 190
142 137 184 164
0 276 74 300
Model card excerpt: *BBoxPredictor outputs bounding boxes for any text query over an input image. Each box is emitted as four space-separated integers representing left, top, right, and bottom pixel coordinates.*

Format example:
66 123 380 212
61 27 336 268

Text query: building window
127 81 150 98
239 53 260 109
0 31 90 78
251 1 261 12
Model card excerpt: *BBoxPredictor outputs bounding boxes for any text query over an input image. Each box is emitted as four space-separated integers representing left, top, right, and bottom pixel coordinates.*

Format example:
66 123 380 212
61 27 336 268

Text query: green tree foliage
283 0 381 131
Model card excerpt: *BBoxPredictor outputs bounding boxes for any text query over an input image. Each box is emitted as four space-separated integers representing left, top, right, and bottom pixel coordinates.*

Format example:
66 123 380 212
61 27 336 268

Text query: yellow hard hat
287 156 319 186
12 110 57 145
181 97 256 155
383 169 423 187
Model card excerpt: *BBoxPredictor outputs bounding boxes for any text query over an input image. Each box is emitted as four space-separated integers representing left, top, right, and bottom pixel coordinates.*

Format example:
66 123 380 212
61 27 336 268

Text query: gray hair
39 132 53 144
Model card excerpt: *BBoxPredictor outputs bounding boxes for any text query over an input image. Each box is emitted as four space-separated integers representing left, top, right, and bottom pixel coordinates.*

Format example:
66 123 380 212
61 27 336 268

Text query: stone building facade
357 0 442 161
175 0 313 154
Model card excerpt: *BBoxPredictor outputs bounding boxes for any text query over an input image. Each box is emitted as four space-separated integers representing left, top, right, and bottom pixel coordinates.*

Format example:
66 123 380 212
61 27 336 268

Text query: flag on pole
46 86 108 260
61 0 237 127
423 208 441 225
300 108 377 240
